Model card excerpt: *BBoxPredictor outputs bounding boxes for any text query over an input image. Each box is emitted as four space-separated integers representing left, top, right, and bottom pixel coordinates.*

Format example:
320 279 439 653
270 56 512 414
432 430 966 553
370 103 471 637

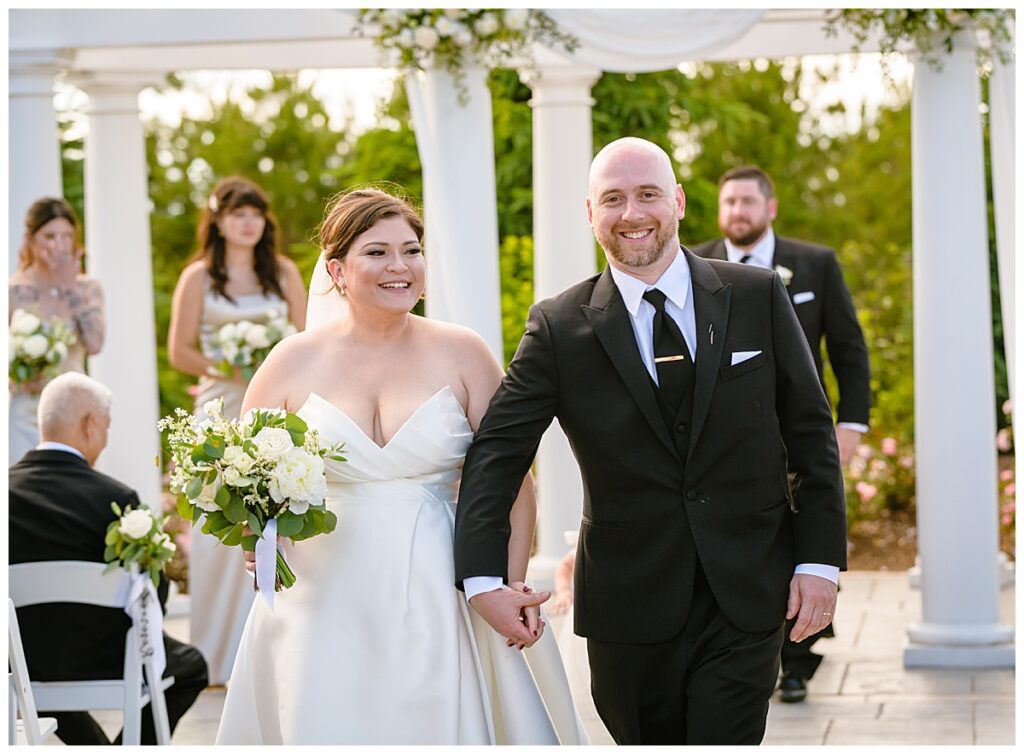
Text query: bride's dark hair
319 187 424 278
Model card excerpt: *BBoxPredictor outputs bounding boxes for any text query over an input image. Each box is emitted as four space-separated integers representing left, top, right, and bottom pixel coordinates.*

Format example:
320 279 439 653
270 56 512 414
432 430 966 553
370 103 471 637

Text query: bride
215 188 587 744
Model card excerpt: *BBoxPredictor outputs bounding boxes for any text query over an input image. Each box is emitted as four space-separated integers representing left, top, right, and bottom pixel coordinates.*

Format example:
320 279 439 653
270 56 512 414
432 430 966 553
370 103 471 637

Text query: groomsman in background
694 165 870 703
9 372 208 744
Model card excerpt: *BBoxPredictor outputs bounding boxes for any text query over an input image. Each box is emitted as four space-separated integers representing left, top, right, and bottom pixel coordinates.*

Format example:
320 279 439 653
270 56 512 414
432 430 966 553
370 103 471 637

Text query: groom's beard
598 221 680 269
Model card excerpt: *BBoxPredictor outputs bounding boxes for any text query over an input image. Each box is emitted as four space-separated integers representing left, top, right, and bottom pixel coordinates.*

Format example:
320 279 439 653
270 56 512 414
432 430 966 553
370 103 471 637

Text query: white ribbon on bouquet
116 570 166 677
255 518 283 609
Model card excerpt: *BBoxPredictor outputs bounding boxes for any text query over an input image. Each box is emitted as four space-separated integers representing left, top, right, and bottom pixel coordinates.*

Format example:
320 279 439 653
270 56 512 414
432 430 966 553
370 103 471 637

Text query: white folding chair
8 600 58 745
9 562 175 745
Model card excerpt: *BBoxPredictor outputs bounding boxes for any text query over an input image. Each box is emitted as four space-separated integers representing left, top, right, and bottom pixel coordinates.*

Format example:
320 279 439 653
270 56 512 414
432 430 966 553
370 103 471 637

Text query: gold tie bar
654 355 686 363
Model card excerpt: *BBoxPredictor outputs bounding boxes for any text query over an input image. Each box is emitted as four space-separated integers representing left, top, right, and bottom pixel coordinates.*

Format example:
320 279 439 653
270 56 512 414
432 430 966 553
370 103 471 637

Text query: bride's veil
305 251 348 328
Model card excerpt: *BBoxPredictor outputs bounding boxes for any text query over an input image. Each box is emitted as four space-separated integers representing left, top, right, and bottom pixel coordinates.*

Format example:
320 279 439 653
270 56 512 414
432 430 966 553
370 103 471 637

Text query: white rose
268 447 327 514
217 322 238 342
474 14 500 37
119 509 154 540
775 264 794 286
414 26 440 50
9 336 21 362
223 466 255 488
234 320 253 337
194 481 221 512
224 445 257 474
504 9 529 30
435 16 456 37
452 25 474 47
47 341 68 364
253 426 294 460
21 334 48 360
10 310 41 336
244 324 271 349
395 27 414 47
383 8 405 25
202 399 223 420
221 341 240 363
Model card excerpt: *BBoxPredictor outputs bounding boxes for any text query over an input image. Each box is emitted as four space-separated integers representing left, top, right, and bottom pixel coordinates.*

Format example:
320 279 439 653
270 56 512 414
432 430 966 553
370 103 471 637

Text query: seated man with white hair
9 372 208 745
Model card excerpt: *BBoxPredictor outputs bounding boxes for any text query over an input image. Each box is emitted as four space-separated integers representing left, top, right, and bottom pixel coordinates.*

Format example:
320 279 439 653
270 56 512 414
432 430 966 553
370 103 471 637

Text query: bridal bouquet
203 309 296 381
103 502 177 587
9 308 76 386
159 398 345 598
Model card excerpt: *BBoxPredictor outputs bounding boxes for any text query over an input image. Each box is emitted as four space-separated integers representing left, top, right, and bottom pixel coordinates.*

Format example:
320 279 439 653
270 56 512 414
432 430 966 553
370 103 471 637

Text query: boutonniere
775 264 794 287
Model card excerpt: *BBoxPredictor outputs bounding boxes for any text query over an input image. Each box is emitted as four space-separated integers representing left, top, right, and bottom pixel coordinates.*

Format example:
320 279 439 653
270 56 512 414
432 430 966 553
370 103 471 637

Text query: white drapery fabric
404 67 504 361
545 9 764 72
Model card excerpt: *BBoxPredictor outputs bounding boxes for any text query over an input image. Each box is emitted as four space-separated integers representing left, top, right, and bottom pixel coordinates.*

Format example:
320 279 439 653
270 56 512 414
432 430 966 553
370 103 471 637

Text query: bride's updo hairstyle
319 187 424 272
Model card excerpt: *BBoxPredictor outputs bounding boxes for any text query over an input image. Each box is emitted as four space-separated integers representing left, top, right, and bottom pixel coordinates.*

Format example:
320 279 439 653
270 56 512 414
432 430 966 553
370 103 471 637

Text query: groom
454 137 846 745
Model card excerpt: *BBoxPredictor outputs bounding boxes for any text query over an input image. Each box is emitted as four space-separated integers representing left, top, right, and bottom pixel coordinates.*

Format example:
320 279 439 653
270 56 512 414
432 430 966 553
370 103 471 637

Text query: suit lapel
706 239 728 261
582 269 678 458
686 250 731 460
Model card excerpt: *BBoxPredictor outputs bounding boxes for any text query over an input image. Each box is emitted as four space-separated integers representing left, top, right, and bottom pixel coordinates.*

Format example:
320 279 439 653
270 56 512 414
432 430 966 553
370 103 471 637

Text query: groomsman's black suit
9 449 208 745
694 236 870 682
692 236 870 426
454 248 847 744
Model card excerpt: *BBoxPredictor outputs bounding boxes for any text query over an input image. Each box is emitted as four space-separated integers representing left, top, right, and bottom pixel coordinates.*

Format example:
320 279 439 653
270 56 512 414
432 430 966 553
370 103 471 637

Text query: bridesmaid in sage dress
168 177 306 684
8 198 105 464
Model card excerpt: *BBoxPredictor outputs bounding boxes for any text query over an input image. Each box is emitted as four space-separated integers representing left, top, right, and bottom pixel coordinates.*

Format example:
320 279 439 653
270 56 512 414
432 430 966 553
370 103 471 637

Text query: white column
522 63 602 586
72 72 163 509
988 57 1014 407
905 35 1014 668
404 66 503 359
9 49 72 273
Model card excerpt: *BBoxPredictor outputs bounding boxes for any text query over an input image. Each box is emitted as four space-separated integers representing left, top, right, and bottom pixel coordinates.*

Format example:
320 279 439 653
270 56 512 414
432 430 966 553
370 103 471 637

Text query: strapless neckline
299 385 467 452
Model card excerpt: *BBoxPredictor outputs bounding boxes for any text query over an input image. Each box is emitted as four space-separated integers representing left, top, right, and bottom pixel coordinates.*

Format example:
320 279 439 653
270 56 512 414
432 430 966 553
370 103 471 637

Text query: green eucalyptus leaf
275 511 303 538
221 522 245 547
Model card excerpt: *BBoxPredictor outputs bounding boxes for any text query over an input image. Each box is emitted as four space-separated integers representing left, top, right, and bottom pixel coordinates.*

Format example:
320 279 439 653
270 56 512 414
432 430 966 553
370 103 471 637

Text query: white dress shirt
725 228 868 435
464 250 837 601
35 440 86 461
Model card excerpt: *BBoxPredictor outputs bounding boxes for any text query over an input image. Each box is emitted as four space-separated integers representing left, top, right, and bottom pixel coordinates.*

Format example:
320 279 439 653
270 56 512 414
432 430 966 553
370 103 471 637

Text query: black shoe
778 673 808 703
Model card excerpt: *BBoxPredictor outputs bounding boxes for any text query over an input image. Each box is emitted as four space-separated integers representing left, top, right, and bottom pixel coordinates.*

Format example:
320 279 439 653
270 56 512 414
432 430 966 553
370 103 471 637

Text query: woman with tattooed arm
8 198 105 464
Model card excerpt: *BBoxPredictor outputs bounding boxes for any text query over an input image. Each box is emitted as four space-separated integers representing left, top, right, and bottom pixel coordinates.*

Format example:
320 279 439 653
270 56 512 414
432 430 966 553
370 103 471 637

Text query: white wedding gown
216 386 588 744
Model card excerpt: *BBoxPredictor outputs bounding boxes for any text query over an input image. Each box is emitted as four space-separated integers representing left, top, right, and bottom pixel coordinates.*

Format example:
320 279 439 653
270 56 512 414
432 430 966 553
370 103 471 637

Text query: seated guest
9 372 208 745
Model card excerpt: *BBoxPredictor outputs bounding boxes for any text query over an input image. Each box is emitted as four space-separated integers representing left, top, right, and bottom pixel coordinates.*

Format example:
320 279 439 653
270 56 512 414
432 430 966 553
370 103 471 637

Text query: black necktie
740 254 753 264
643 288 688 413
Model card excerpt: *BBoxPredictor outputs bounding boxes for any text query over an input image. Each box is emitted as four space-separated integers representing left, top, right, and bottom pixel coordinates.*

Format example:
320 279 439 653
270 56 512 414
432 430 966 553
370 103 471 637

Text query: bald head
586 137 686 280
588 138 678 200
37 372 112 465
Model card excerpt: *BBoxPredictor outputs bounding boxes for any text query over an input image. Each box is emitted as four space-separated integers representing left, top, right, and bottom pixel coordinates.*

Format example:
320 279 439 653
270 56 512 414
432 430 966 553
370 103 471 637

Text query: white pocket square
792 291 815 305
731 350 762 366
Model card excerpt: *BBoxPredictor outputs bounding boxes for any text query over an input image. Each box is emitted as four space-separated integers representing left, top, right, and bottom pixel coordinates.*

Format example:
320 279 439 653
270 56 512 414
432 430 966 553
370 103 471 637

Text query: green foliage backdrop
58 60 1009 476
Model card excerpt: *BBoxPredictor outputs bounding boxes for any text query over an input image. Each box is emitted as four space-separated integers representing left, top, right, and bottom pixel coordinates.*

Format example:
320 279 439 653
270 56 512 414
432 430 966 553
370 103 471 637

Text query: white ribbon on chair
255 518 280 609
116 572 166 677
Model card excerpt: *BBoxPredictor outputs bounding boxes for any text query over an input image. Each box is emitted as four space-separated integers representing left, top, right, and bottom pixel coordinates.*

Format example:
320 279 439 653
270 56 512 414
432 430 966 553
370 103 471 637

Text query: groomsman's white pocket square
731 350 762 366
792 291 815 305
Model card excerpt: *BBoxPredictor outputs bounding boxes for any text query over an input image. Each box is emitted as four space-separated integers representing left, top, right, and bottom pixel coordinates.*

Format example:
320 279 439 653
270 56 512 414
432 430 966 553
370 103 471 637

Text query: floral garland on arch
825 9 1015 75
356 9 578 104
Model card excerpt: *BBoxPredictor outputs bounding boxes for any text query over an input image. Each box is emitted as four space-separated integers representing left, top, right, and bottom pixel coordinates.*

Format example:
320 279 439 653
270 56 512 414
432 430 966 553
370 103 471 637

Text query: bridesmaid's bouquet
203 309 296 380
9 308 76 386
159 398 345 599
103 502 177 587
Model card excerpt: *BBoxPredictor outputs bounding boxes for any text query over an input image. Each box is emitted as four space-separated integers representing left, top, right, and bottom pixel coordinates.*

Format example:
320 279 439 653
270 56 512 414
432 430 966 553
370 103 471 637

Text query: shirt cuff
837 422 868 433
794 563 840 584
464 576 504 601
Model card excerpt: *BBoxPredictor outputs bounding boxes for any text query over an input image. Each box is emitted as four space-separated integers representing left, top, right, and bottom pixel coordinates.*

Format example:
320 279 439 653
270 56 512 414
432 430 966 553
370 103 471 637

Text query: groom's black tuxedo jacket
455 249 846 644
9 449 164 682
692 236 871 426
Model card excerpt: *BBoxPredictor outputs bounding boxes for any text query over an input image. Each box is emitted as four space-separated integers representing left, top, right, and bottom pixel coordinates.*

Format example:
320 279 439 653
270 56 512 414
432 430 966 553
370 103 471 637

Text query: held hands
835 426 862 467
787 573 838 643
469 581 550 651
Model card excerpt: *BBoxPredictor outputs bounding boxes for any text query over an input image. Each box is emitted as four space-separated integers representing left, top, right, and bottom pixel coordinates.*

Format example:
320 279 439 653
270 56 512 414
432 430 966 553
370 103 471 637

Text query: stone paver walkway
57 570 1013 745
